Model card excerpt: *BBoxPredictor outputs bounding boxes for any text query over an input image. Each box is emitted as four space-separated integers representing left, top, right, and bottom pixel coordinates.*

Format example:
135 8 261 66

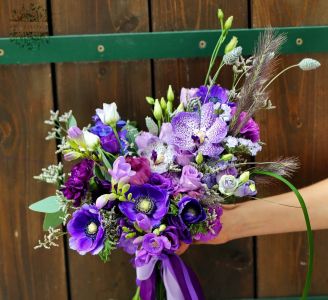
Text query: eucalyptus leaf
68 115 77 128
43 210 65 231
124 123 139 144
29 196 61 213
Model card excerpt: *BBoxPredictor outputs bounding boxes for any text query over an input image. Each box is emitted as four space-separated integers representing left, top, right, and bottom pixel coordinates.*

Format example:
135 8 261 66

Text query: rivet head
0 49 4 56
97 44 105 53
296 38 303 46
199 40 207 49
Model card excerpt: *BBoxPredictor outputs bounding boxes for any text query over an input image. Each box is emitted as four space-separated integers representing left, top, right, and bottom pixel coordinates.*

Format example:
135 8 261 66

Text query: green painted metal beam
0 26 327 65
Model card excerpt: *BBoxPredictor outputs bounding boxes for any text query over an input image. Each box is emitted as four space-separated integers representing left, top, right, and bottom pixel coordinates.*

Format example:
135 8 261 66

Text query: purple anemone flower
119 184 169 226
67 204 105 255
178 196 206 224
167 215 192 244
171 102 228 157
196 85 228 105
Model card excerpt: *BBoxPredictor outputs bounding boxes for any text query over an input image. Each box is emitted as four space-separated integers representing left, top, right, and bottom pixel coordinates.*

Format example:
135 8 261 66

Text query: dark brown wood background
0 0 327 299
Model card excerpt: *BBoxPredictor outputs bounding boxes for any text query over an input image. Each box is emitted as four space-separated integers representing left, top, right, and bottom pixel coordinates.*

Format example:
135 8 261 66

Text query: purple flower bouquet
30 9 320 300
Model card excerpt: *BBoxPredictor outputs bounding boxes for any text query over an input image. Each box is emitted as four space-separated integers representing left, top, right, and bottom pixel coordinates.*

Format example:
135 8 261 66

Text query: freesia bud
159 224 166 232
224 16 233 30
195 152 203 164
167 85 174 102
122 184 130 194
96 193 116 209
63 150 82 161
224 36 238 54
176 102 184 113
153 99 163 121
146 96 155 105
83 130 100 150
160 97 167 110
239 171 250 183
126 232 136 239
96 103 120 127
217 9 224 21
153 228 160 235
167 101 173 114
221 153 233 161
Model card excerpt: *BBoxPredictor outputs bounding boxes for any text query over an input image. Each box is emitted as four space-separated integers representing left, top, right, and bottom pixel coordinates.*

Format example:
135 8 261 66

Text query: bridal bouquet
30 9 320 300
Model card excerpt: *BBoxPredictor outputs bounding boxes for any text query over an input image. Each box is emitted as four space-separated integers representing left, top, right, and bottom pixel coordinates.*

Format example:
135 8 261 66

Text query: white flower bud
83 130 100 151
96 102 120 126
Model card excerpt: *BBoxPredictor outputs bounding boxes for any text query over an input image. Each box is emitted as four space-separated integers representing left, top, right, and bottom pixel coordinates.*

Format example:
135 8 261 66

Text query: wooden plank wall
0 0 327 299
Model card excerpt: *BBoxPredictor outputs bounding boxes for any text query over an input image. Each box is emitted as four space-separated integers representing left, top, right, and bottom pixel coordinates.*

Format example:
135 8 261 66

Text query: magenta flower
232 108 260 142
171 102 227 157
109 156 136 184
125 157 151 185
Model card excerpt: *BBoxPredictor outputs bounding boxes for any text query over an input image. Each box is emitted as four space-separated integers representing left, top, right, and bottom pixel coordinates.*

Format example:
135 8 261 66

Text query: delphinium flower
119 184 169 226
171 102 228 157
67 204 105 255
196 85 229 105
61 159 94 206
89 116 127 154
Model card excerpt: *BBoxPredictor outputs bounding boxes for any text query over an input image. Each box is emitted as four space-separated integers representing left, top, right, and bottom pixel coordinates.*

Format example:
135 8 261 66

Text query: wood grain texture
0 2 68 299
51 1 151 299
151 1 254 299
252 0 328 296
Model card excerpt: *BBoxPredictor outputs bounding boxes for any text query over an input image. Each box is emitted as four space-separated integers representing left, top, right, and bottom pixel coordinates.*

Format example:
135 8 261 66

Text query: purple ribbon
136 254 205 300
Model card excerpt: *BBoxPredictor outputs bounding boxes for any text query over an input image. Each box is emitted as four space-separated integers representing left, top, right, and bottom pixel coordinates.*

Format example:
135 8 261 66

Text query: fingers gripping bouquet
30 9 320 300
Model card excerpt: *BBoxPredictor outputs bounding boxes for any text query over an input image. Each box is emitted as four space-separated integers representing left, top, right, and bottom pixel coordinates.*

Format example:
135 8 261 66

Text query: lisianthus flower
119 184 169 226
62 159 94 206
125 157 151 185
196 85 228 105
218 174 239 196
96 103 120 126
234 180 257 197
172 102 227 157
109 156 136 184
67 126 100 152
231 108 260 142
178 165 203 192
67 204 105 255
178 196 206 224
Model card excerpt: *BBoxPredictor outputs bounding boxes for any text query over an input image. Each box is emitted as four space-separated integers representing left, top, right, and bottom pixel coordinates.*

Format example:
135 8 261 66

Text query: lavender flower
67 204 105 255
119 184 169 226
172 102 228 157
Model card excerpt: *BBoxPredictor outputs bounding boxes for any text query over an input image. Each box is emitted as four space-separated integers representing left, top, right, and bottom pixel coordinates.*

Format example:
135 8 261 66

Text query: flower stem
262 64 299 91
112 126 123 152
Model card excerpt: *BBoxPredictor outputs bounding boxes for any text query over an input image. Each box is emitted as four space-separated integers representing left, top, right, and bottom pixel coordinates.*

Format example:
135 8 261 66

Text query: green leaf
253 170 313 300
68 115 77 128
43 210 65 231
29 196 61 213
98 239 116 263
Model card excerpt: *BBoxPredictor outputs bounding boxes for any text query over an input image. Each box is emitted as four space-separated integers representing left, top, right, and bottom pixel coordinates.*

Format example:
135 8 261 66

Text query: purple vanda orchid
171 102 228 158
